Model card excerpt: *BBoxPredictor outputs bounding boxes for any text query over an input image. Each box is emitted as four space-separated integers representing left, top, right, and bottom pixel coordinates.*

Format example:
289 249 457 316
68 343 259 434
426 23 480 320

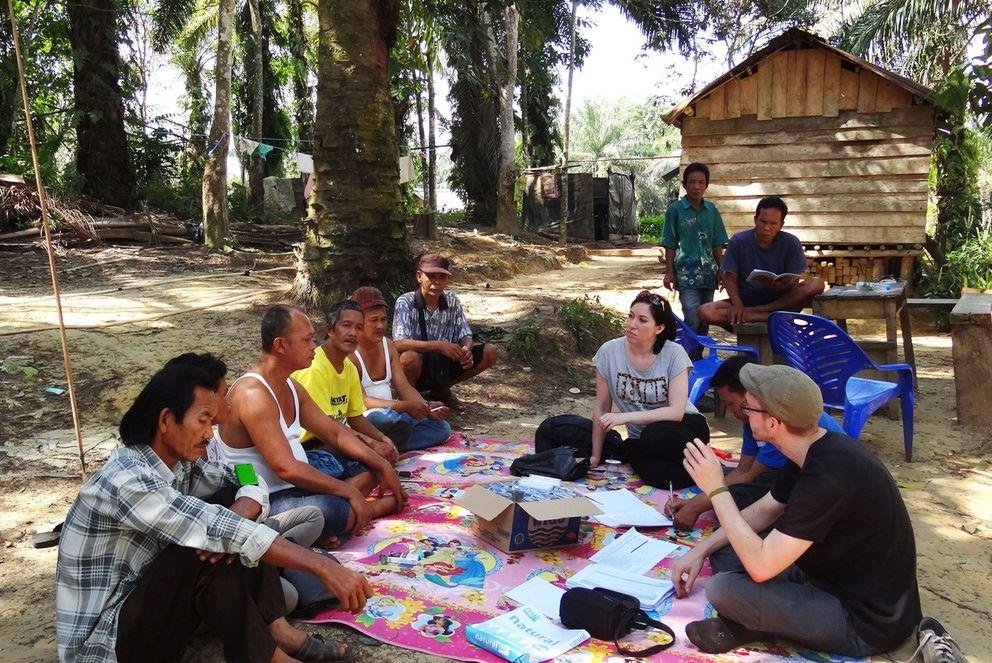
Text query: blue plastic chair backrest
766 312 877 407
673 315 704 357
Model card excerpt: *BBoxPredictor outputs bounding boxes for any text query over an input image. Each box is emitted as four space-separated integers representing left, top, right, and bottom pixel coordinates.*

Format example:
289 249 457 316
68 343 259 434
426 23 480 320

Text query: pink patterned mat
306 432 865 662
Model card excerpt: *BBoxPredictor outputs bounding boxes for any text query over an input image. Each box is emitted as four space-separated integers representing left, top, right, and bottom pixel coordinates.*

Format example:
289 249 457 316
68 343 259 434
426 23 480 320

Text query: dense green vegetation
1 0 989 296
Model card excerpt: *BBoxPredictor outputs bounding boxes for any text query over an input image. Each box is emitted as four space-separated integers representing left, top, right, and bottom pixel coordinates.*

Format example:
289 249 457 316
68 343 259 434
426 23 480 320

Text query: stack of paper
565 563 675 610
590 528 680 575
466 605 589 663
503 576 566 620
581 488 673 528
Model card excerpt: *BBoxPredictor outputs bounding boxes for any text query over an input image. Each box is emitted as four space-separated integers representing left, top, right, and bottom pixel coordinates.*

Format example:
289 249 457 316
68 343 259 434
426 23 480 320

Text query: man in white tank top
218 305 407 543
350 287 452 451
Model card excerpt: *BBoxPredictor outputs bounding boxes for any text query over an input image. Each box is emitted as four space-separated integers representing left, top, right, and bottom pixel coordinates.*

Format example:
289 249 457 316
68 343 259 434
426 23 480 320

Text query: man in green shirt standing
661 162 729 340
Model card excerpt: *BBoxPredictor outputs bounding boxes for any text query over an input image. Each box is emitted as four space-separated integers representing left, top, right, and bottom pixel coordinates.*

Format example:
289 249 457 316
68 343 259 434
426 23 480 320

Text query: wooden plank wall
682 48 934 245
700 49 916 121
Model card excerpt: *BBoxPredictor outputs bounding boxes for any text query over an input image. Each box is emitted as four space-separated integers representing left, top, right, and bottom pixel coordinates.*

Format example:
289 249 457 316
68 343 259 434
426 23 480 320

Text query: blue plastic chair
766 312 915 461
674 316 760 405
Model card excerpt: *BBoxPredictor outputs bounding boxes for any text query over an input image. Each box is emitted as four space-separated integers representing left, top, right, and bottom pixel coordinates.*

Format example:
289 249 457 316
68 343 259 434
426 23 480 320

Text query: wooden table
813 284 917 390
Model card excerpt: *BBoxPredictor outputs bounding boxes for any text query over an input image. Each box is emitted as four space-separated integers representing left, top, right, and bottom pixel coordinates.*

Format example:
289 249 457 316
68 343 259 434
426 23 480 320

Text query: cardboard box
455 481 602 553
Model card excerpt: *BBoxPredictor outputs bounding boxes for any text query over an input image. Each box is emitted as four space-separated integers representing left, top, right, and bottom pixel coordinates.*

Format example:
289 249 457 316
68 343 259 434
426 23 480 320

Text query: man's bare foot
268 618 307 655
368 495 402 518
293 633 351 661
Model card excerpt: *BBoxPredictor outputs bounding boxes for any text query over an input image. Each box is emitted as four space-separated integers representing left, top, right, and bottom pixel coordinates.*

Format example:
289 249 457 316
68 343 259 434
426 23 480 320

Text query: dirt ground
0 232 990 662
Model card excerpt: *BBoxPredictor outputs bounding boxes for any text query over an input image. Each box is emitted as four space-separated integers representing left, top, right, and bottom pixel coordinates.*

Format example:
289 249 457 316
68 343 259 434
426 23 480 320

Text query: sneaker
918 617 967 663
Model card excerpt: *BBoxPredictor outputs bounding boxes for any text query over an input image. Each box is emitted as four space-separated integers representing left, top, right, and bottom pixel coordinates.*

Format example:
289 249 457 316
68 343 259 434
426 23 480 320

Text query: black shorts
416 343 486 390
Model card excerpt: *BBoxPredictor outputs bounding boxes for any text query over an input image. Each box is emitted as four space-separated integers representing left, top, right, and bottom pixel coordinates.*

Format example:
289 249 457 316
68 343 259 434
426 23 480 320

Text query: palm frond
610 0 696 55
151 0 201 49
179 4 223 50
838 0 971 66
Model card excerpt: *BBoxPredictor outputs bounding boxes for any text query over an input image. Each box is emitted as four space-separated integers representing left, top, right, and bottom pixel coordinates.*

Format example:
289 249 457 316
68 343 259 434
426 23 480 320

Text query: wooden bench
950 293 992 427
906 298 958 308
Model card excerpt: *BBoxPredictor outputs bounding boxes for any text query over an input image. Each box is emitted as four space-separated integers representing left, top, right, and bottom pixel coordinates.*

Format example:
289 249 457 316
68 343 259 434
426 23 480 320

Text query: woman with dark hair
536 291 709 489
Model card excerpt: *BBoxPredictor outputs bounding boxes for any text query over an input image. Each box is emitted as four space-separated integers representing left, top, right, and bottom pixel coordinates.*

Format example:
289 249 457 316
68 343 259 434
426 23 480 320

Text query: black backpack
509 446 590 481
534 414 623 460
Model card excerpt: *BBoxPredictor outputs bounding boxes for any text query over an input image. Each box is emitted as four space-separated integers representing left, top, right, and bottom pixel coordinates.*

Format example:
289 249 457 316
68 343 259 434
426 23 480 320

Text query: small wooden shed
663 28 940 284
523 171 638 240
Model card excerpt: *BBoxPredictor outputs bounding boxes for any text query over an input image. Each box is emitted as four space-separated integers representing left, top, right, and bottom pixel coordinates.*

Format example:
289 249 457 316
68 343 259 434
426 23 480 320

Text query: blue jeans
269 488 352 540
678 287 715 337
364 408 451 451
305 450 367 479
267 450 367 539
679 288 714 336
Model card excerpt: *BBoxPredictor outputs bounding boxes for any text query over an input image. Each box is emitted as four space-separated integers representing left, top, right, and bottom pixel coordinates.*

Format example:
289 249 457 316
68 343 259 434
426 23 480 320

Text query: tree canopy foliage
2 0 989 295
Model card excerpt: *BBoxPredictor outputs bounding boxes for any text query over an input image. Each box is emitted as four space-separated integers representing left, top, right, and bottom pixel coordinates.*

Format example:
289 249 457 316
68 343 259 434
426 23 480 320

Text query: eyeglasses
739 400 769 416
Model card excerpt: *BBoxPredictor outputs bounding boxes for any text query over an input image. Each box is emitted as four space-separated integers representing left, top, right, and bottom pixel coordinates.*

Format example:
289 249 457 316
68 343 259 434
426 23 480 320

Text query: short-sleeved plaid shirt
392 289 473 344
56 444 277 662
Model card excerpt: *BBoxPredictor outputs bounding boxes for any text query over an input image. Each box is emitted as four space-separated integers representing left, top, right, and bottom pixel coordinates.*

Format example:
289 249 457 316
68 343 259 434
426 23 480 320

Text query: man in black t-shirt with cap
672 364 929 657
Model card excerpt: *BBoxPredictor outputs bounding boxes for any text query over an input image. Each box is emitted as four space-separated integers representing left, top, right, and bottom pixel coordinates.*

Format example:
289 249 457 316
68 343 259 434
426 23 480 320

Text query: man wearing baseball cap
673 364 924 657
349 286 452 451
391 253 499 410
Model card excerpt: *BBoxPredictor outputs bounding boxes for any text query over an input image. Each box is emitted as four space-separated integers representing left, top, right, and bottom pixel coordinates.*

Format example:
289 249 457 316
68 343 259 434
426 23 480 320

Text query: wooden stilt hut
663 28 941 284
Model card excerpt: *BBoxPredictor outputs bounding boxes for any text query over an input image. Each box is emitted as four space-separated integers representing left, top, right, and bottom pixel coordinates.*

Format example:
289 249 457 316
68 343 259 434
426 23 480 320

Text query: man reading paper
698 196 824 327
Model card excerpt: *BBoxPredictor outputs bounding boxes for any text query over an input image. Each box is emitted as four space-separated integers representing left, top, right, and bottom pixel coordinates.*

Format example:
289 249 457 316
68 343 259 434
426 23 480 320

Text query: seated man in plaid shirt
392 253 499 411
56 361 369 662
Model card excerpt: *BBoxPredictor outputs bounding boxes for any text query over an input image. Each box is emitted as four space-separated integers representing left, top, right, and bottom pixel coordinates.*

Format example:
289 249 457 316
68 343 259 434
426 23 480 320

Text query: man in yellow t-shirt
292 300 400 464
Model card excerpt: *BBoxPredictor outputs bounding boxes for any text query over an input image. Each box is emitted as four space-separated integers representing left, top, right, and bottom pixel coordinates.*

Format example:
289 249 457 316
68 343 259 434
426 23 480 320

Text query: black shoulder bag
417 306 452 389
509 446 590 481
559 586 676 657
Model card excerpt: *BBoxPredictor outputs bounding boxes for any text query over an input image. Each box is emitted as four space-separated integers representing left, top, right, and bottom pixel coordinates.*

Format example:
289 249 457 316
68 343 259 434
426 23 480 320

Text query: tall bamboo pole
7 0 87 478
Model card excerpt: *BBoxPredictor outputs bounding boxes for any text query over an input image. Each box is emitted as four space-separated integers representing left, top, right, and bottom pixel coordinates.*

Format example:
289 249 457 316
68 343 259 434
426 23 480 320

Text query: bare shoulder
229 378 280 423
230 376 272 404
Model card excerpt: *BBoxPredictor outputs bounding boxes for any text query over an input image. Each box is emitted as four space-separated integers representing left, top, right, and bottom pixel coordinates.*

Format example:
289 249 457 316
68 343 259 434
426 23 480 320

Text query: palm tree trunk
287 0 314 148
495 3 520 235
426 57 438 238
559 0 577 244
201 0 236 249
0 3 16 160
414 78 429 208
66 0 135 208
447 0 499 227
293 0 411 308
519 72 529 164
247 0 265 207
177 51 209 167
